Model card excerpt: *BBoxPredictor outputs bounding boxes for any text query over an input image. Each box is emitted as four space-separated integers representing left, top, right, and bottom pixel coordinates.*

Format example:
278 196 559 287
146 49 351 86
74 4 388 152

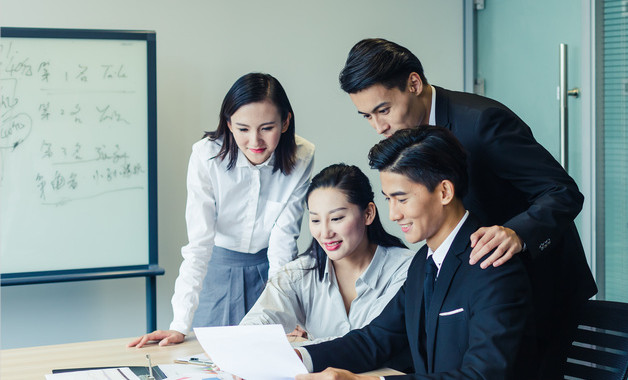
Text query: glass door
596 0 628 301
475 0 628 301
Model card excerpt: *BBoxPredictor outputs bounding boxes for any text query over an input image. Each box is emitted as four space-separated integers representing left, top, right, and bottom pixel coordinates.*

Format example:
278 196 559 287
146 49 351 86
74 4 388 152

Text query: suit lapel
425 216 479 372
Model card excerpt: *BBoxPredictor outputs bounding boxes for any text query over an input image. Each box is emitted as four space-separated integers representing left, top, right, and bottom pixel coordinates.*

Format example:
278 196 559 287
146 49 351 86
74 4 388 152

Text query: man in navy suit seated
295 126 536 379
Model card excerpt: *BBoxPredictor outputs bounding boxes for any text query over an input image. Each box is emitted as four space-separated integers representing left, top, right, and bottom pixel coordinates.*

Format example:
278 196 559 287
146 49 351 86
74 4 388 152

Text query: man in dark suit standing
296 126 535 379
334 38 597 378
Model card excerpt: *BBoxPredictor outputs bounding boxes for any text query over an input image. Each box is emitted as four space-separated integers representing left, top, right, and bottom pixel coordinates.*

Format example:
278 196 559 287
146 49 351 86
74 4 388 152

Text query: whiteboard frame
0 27 161 331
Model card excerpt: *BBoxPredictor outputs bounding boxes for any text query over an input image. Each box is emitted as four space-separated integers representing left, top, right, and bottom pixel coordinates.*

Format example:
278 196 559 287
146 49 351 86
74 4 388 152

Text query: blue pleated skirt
192 246 269 327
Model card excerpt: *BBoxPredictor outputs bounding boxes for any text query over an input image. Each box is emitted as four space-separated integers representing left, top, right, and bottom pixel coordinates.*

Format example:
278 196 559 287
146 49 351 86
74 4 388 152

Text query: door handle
559 43 580 170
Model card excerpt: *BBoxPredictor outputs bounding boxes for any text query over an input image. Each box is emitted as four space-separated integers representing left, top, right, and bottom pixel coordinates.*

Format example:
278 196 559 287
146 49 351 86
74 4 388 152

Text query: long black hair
305 163 406 281
204 72 297 175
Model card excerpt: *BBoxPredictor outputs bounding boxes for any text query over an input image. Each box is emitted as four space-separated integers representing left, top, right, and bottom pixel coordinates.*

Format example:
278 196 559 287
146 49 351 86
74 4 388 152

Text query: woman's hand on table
127 330 185 348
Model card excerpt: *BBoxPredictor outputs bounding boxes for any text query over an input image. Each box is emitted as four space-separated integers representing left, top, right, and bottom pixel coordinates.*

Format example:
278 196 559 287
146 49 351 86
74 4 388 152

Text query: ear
227 119 233 133
439 180 456 206
364 202 377 226
281 112 292 133
407 72 424 96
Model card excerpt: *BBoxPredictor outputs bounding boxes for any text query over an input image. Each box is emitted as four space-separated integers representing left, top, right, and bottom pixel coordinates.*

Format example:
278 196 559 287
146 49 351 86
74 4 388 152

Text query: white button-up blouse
240 245 415 344
170 135 315 334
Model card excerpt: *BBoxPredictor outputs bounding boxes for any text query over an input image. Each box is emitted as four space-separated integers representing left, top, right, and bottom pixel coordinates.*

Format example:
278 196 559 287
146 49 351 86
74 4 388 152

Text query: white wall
0 0 464 348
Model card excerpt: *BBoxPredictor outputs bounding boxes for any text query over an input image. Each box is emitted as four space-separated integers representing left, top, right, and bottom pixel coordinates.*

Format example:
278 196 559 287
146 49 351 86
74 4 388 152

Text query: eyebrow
234 121 276 127
309 207 348 215
381 190 407 197
357 101 389 116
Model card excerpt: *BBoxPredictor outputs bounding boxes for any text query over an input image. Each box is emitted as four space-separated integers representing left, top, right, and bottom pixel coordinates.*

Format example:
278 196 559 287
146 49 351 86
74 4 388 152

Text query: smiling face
227 100 290 165
349 78 429 138
308 187 374 262
380 171 452 248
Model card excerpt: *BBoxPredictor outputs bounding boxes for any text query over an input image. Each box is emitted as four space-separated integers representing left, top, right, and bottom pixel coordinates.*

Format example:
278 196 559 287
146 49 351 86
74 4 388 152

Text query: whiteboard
0 28 157 276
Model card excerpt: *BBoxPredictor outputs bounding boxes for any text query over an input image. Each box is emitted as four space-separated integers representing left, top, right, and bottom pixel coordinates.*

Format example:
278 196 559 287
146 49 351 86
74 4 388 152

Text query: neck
426 203 466 252
332 240 377 276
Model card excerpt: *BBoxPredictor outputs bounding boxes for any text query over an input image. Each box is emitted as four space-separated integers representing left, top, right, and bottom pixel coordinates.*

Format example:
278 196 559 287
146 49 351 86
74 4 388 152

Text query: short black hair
205 72 297 174
339 38 428 94
368 126 468 199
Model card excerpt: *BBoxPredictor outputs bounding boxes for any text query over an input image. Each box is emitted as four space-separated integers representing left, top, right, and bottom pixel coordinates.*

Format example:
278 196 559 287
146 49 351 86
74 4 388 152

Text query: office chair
563 300 628 380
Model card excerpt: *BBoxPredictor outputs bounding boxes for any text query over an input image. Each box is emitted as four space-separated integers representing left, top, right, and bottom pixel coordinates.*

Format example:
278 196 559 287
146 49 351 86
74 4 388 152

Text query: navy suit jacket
433 86 597 332
307 215 535 379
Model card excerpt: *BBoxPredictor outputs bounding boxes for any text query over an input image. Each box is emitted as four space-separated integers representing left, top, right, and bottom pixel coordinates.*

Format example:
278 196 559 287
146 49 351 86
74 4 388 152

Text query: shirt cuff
169 321 190 336
295 347 313 373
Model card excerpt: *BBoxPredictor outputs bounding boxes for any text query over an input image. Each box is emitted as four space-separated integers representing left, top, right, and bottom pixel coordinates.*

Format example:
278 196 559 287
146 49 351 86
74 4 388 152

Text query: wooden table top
1 335 402 379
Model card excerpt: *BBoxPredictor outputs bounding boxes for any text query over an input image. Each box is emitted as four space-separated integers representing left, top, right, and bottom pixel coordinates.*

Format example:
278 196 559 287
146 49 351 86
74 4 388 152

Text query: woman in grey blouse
240 164 414 345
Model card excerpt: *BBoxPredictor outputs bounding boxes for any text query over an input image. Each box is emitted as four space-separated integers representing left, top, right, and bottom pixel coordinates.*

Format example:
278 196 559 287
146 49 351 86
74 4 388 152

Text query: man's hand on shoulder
469 226 523 269
295 368 378 380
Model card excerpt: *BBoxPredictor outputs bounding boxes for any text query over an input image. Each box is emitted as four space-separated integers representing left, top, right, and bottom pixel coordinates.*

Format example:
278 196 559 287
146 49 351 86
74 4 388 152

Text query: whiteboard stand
1 265 165 331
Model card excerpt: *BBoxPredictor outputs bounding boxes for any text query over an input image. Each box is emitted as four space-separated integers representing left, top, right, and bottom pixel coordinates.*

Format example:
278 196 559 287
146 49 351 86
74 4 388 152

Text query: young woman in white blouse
240 164 414 346
129 73 315 347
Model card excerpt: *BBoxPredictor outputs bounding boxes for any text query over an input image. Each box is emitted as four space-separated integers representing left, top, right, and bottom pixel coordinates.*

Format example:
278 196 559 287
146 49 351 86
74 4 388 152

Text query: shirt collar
427 210 469 276
323 256 334 285
322 245 385 290
358 245 386 290
428 85 436 125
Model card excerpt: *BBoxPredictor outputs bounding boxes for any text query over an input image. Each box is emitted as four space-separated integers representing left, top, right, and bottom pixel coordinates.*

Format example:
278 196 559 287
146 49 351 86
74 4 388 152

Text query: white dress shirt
427 211 469 277
240 245 415 344
170 135 315 335
429 84 436 125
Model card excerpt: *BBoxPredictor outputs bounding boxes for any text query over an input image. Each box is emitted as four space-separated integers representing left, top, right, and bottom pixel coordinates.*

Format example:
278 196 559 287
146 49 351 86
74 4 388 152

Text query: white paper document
158 363 233 379
45 368 139 380
194 324 308 380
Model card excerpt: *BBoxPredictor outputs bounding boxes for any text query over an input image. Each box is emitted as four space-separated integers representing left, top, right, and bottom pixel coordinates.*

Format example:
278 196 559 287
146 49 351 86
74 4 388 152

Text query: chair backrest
564 300 628 380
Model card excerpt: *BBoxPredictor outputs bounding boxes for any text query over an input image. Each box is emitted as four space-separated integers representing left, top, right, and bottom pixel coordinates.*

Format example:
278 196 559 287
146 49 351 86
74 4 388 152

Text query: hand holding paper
194 324 308 380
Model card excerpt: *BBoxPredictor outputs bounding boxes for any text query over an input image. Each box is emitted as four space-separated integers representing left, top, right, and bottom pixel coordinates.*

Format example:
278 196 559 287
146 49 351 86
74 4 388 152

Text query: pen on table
146 354 155 380
190 357 212 365
116 368 130 380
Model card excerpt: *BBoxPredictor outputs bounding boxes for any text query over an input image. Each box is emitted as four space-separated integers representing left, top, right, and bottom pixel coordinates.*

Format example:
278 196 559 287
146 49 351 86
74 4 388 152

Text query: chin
404 234 422 245
326 251 347 262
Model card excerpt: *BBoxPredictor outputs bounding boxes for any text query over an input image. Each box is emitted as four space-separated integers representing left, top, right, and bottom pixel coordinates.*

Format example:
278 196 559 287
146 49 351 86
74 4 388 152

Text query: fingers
295 368 367 380
127 332 158 348
127 335 146 348
469 226 523 268
289 325 308 338
478 245 508 269
469 227 486 248
491 244 519 268
160 331 185 346
135 333 153 348
128 330 177 348
469 227 496 265
126 336 142 348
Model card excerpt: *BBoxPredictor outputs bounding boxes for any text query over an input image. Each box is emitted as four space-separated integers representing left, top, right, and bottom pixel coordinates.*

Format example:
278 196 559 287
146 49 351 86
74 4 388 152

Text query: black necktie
424 255 437 322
